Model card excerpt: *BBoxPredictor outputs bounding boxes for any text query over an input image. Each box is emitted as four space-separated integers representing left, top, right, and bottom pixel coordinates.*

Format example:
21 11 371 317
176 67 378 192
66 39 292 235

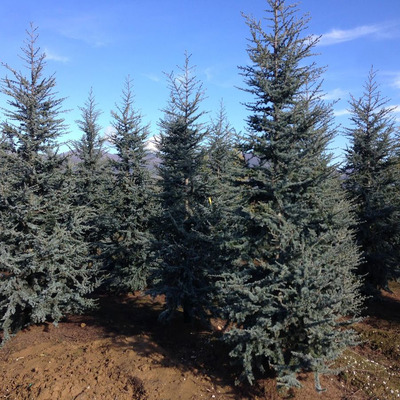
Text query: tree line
1 0 399 391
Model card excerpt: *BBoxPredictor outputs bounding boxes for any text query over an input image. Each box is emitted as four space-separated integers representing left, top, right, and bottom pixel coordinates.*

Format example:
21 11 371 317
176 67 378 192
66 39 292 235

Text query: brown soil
1 284 400 400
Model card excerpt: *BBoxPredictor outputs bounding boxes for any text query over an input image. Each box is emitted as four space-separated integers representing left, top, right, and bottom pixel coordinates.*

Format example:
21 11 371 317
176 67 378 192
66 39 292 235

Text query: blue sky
1 0 400 159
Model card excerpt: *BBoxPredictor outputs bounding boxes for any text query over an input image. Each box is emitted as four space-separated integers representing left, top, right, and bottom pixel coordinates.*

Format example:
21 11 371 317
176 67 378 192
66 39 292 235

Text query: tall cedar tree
71 90 112 252
219 0 362 389
204 104 245 294
0 26 98 343
150 54 213 323
104 77 155 293
342 69 400 295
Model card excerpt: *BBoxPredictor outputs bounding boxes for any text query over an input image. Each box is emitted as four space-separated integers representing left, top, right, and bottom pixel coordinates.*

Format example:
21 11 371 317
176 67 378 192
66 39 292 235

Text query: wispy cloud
212 80 236 89
389 105 400 121
334 104 400 118
323 88 348 101
378 70 400 89
393 76 400 89
142 73 160 83
48 15 111 47
318 23 395 46
204 67 213 81
387 104 400 123
174 73 187 85
202 66 237 89
334 109 351 117
44 48 69 63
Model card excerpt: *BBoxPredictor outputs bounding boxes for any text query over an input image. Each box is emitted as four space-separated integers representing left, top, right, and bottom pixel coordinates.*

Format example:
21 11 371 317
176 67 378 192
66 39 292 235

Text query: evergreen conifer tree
0 26 98 343
150 54 213 323
207 102 238 188
203 103 245 290
219 0 362 389
70 89 112 250
104 77 155 293
342 69 400 295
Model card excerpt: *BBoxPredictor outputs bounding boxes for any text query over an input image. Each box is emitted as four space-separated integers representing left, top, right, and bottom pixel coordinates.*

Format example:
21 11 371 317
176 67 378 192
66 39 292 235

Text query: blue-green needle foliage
104 77 155 293
219 0 363 389
0 26 98 343
70 89 113 250
203 103 246 302
343 69 400 296
150 54 214 323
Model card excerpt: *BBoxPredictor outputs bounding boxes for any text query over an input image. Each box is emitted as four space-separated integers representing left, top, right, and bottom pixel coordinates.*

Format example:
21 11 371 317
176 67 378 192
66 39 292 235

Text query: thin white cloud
48 15 111 47
318 23 387 46
334 105 399 118
378 70 400 89
334 109 351 117
323 88 348 101
393 76 400 89
213 80 236 89
204 67 213 81
44 48 69 63
174 73 186 85
142 73 160 83
389 105 400 123
389 105 400 117
202 66 237 89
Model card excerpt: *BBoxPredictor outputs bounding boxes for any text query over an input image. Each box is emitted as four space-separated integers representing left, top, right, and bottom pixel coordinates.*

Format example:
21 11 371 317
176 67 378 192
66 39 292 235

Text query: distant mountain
61 150 161 172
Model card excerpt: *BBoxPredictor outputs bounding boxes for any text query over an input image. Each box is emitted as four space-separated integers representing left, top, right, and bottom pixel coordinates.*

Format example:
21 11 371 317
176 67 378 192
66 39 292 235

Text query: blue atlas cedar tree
0 25 99 343
103 77 156 293
218 0 363 390
149 53 215 323
342 68 400 296
70 89 113 259
203 102 246 306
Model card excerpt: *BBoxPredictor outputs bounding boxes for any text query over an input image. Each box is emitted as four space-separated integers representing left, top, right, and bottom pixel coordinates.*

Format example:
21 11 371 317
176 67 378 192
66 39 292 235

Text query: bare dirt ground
1 283 400 400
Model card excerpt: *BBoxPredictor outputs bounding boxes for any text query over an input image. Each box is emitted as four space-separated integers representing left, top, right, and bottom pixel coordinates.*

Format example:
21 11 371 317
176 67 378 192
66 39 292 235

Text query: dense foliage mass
202 104 246 308
0 0 398 392
343 69 400 296
70 89 112 252
149 54 217 323
104 77 155 293
218 0 363 389
0 26 98 343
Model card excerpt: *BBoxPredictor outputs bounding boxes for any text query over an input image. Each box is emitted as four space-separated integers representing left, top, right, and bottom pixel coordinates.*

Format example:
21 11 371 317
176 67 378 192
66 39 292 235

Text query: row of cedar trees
0 0 399 391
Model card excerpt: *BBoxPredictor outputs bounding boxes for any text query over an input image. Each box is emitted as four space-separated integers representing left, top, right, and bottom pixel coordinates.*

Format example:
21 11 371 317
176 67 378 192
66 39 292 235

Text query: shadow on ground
365 282 400 323
74 292 274 399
